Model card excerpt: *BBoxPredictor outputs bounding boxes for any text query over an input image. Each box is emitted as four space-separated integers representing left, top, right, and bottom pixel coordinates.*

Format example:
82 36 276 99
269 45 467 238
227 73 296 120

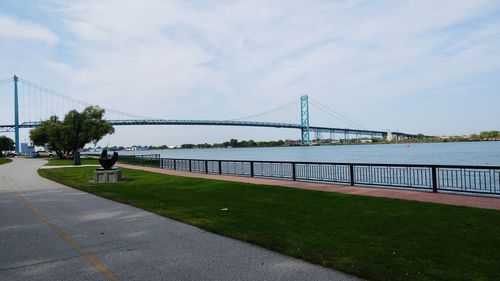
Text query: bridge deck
0 119 425 138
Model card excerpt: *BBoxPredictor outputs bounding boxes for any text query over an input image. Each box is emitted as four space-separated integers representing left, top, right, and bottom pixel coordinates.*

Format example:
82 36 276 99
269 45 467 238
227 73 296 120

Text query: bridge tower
300 95 310 145
13 75 19 153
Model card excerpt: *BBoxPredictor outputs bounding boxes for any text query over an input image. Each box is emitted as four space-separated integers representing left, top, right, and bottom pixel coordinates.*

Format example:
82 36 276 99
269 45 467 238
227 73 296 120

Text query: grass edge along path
39 167 500 281
44 158 99 166
0 158 12 165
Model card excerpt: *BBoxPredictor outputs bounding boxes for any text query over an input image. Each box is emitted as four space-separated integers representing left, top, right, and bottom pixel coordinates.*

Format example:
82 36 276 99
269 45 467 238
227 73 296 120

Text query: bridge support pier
13 75 19 154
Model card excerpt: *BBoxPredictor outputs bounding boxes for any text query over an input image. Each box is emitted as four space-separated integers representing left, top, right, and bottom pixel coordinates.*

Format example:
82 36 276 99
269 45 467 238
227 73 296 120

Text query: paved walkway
119 163 500 211
41 164 101 169
0 158 359 281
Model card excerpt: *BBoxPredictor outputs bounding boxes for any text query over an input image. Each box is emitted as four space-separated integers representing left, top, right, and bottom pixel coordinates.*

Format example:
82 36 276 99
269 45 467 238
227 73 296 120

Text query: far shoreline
114 139 500 152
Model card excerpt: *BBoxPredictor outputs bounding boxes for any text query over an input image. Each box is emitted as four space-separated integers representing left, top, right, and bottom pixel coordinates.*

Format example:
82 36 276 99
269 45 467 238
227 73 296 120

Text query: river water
120 141 500 166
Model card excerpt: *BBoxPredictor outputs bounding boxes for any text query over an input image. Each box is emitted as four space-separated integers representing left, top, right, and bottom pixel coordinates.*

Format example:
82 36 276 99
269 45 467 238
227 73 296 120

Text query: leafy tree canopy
30 106 115 158
0 136 15 157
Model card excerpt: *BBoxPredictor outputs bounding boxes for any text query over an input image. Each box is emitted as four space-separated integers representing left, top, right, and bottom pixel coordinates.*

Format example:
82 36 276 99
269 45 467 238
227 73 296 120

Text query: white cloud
64 20 108 41
3 0 500 144
0 14 58 44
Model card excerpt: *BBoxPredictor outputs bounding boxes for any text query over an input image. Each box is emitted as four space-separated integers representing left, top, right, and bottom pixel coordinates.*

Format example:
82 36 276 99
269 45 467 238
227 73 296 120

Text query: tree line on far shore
153 130 500 150
179 139 300 149
374 131 500 144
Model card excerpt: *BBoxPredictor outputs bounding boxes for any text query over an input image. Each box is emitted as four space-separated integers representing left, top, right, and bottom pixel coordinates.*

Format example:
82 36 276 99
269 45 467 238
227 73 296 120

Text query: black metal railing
118 155 500 197
119 154 161 168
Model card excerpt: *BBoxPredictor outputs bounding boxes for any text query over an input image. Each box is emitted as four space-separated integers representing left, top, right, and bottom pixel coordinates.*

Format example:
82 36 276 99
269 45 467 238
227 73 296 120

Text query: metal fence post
218 161 222 174
431 166 438 193
250 161 254 177
160 158 164 169
173 159 176 170
189 160 192 172
205 160 209 174
292 162 296 181
349 164 355 186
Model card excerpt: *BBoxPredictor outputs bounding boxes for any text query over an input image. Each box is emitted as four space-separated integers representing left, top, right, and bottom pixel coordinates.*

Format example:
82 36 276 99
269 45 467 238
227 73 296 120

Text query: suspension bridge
0 75 427 153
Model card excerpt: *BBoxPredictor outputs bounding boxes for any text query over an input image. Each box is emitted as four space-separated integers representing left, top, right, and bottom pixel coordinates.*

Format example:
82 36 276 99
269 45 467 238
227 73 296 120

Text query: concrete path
120 163 500 211
0 158 359 281
41 164 101 169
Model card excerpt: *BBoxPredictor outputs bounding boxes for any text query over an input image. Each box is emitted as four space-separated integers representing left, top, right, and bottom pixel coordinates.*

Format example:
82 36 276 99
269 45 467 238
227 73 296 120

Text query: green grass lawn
0 158 12 165
39 167 500 281
44 158 99 166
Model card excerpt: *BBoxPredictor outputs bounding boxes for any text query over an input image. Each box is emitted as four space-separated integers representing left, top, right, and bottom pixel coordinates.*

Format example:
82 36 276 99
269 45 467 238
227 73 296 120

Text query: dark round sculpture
98 148 118 170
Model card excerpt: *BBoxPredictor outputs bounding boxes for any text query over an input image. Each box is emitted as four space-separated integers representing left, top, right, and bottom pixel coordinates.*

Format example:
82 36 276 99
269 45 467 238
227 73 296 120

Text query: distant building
127 145 149 151
21 143 34 154
88 148 102 154
386 130 393 141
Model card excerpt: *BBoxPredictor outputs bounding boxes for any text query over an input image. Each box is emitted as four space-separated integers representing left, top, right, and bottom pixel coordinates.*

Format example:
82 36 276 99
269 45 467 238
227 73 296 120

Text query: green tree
229 138 238 147
479 131 500 139
30 106 115 159
239 140 248 147
30 115 65 157
0 136 15 157
247 139 257 147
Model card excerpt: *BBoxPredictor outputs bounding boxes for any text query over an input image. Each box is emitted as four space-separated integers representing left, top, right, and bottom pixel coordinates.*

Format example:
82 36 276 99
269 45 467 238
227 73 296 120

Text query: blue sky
1 0 500 146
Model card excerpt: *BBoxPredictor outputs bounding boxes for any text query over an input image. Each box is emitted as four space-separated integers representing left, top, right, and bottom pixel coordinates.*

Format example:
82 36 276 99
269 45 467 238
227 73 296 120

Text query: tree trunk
73 150 81 165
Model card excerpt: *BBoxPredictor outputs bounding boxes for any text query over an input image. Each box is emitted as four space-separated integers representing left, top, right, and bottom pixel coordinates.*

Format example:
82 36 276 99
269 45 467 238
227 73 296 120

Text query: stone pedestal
94 168 122 183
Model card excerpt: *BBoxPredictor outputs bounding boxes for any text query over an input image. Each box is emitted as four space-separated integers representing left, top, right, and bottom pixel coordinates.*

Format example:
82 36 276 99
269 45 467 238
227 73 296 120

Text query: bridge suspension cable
309 97 366 130
228 100 298 124
7 76 302 126
16 77 154 122
0 77 13 86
